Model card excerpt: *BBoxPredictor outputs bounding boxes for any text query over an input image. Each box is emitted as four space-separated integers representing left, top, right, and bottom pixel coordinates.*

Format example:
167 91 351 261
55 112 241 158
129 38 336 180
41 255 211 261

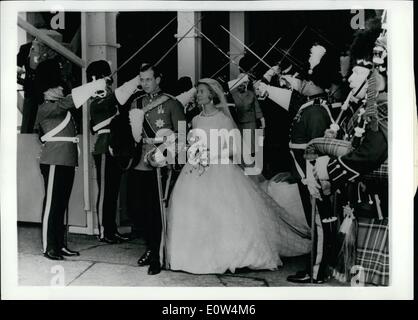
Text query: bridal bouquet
187 135 210 176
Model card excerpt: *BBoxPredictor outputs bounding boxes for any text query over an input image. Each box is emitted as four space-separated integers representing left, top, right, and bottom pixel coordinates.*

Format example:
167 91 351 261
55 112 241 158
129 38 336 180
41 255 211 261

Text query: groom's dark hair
139 63 162 79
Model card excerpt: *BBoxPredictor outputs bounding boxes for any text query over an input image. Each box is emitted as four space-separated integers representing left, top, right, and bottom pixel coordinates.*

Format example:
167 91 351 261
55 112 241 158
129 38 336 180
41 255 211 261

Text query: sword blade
228 37 282 91
155 15 205 67
271 44 305 70
194 26 248 76
278 25 307 66
112 15 177 76
220 25 272 70
209 41 255 79
209 55 240 79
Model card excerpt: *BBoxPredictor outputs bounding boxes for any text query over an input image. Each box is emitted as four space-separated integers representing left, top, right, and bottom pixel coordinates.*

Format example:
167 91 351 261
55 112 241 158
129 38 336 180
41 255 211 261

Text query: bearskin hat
34 58 63 102
86 60 112 82
349 17 382 66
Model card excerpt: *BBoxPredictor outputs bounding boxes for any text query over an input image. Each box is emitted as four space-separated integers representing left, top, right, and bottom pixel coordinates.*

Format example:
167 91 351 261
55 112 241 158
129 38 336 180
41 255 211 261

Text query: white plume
129 109 144 143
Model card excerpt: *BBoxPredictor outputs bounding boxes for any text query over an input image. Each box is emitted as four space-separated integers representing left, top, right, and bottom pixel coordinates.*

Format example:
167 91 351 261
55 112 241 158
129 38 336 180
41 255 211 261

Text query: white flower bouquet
187 135 210 175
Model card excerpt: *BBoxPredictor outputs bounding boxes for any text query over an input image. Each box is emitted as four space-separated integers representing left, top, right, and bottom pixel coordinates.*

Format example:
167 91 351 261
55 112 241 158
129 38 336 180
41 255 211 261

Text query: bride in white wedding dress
164 78 311 274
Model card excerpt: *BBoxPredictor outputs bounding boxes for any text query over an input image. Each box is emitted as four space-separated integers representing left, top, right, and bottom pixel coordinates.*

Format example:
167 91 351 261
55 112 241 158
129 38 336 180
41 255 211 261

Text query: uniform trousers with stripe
93 153 123 239
40 164 75 253
293 150 337 280
127 169 163 264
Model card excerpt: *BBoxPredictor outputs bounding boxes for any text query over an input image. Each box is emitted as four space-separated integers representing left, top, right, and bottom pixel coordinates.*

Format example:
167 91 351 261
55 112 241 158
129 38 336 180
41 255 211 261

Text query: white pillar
75 12 120 235
229 12 246 79
177 11 201 84
84 12 120 85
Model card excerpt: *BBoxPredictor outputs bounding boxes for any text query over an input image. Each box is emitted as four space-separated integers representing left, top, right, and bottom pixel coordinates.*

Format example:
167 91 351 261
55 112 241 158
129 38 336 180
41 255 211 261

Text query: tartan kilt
356 217 389 286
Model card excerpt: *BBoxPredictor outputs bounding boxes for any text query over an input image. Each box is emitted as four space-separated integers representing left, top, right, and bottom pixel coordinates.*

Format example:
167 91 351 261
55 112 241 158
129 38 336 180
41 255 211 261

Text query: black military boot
60 247 80 257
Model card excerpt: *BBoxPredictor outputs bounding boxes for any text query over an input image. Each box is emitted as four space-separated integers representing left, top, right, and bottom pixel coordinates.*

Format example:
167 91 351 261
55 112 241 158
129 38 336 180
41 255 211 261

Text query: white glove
263 65 279 82
280 74 302 91
71 78 107 108
255 81 268 97
176 87 197 106
305 178 322 200
115 75 140 105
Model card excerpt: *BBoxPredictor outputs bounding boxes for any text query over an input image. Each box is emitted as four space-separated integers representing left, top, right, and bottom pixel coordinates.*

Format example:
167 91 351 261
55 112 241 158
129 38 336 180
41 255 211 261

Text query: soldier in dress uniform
87 60 140 244
255 44 340 283
312 15 389 285
128 63 186 275
35 59 107 260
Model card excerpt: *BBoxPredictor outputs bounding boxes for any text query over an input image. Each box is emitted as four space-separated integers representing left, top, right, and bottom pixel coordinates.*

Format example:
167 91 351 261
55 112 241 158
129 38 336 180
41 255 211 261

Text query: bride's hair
207 88 221 105
197 77 239 128
197 78 230 110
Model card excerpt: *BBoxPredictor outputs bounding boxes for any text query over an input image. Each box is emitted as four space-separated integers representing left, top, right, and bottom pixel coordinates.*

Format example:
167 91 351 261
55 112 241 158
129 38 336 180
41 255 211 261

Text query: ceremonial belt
41 111 79 144
289 142 307 150
92 116 115 132
98 129 110 135
289 149 306 180
142 117 156 139
143 137 165 144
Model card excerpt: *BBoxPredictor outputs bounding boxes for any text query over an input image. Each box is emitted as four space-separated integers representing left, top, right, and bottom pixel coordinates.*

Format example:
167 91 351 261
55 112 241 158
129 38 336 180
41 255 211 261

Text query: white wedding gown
164 111 311 274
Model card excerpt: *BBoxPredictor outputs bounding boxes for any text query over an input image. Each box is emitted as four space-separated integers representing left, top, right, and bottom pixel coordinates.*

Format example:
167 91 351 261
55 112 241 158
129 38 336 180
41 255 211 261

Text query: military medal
155 119 165 128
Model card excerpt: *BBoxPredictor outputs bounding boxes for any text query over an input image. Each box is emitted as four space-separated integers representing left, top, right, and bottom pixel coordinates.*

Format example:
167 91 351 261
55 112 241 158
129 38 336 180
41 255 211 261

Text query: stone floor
18 223 347 287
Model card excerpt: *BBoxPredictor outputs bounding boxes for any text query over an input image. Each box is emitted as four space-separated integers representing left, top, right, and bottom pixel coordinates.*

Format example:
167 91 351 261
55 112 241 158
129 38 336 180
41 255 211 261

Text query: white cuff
115 76 140 105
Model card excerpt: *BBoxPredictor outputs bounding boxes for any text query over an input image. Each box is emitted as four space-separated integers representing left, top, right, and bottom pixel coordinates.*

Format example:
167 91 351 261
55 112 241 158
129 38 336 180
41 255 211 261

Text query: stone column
229 12 246 79
74 12 120 235
177 11 202 84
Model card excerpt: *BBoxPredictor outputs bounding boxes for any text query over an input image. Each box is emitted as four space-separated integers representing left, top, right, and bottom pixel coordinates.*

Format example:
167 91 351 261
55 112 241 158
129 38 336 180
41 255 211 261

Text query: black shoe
44 250 64 261
137 250 152 266
100 235 119 244
61 247 80 257
286 271 324 284
148 262 161 275
113 232 130 242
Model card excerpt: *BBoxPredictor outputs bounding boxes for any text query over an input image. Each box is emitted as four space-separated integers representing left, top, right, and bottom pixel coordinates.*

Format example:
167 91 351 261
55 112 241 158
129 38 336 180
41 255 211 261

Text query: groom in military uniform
128 63 186 275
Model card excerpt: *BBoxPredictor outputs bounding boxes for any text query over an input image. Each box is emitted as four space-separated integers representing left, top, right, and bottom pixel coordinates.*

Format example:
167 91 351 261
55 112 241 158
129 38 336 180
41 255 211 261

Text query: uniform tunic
288 93 337 281
130 91 186 171
90 92 119 155
36 95 78 166
89 91 122 239
35 94 79 254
